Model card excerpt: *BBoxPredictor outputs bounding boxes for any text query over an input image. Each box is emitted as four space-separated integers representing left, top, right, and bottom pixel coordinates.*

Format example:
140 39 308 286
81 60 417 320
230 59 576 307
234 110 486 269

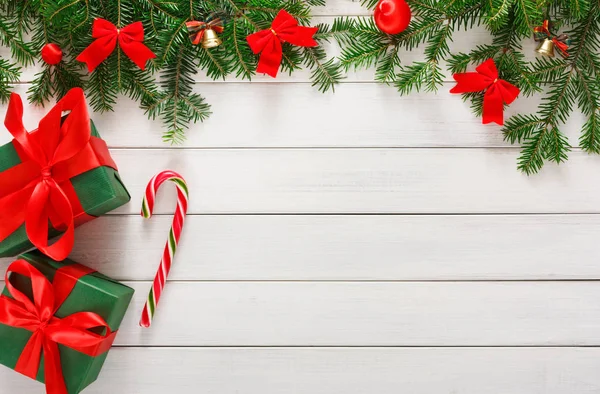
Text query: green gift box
0 251 135 394
0 119 131 258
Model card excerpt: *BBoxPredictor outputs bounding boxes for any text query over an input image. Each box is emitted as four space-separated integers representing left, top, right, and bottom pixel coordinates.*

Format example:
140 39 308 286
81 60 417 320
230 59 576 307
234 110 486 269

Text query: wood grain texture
30 281 597 346
3 214 600 281
3 347 600 394
3 81 581 150
96 148 600 215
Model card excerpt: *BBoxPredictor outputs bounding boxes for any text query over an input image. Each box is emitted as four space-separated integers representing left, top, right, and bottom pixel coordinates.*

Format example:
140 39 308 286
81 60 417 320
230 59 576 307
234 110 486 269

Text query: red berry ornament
374 0 411 35
41 43 63 65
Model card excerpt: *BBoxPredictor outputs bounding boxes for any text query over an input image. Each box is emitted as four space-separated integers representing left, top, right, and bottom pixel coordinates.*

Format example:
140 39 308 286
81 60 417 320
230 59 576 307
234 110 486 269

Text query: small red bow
186 19 224 45
0 259 117 394
450 58 520 125
246 10 318 77
76 18 156 72
533 19 551 36
0 88 117 261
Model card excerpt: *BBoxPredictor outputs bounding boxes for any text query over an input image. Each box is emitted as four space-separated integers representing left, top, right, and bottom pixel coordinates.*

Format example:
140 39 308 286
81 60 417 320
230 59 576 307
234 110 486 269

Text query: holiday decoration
246 9 318 78
333 0 600 174
187 15 224 48
41 43 63 65
0 2 341 143
0 251 134 394
139 170 189 328
450 59 520 125
77 18 156 72
373 0 411 35
535 38 556 57
534 20 570 58
0 88 130 260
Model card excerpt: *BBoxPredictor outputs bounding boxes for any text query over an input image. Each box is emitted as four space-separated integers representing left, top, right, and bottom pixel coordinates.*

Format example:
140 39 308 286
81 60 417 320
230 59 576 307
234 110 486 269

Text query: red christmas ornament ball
374 0 412 35
41 43 63 65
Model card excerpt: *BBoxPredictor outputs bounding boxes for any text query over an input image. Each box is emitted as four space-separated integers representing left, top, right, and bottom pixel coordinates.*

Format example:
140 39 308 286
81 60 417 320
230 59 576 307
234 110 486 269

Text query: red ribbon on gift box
0 259 118 394
0 88 118 261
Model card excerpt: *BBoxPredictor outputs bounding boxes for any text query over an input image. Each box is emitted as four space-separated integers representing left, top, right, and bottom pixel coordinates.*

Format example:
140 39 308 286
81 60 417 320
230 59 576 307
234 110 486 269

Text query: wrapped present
0 88 130 260
0 251 135 394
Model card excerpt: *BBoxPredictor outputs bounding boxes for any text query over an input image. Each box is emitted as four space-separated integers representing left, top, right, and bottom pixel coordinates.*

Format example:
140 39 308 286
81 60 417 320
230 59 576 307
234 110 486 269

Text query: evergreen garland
0 0 342 143
0 0 599 174
335 0 600 174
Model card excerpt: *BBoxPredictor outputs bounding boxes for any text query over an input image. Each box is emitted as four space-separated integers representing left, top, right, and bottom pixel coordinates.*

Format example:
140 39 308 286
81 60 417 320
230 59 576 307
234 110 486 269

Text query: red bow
0 259 117 394
246 10 318 77
0 88 117 261
76 18 156 72
533 20 551 36
450 58 520 125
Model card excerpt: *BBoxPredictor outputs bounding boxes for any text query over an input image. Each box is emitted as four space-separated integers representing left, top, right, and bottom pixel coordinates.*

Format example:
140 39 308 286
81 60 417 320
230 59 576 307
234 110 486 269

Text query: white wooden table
2 2 600 393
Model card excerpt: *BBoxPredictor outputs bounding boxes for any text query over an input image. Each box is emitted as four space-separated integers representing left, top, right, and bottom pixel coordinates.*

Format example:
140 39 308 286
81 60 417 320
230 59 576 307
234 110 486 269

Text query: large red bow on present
450 58 520 125
246 9 318 77
0 259 117 394
0 88 117 261
76 18 156 72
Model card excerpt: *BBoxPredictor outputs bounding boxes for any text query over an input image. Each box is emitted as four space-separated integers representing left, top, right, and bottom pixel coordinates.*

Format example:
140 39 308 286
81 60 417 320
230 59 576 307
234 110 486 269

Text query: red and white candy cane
139 170 189 328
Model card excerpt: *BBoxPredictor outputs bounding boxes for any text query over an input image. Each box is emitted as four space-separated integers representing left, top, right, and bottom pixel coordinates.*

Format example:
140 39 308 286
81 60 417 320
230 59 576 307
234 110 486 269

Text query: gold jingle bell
202 28 222 49
536 38 555 57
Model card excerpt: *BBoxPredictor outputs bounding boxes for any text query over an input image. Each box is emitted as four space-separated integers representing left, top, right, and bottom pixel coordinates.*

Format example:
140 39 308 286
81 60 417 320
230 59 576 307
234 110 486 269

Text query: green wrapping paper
0 120 131 258
0 251 135 394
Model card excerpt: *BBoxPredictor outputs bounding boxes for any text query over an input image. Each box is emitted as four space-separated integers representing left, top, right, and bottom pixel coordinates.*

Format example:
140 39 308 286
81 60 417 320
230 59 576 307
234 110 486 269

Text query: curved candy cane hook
139 170 189 328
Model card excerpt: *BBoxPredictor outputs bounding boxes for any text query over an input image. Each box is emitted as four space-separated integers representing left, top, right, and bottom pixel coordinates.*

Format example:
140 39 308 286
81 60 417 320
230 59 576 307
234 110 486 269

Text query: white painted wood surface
2 1 600 392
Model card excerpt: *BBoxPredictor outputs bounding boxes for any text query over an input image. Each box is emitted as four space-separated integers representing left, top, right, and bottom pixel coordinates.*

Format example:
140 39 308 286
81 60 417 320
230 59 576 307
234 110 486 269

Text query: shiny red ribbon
450 58 520 125
76 18 156 72
552 37 569 57
246 9 318 77
0 259 117 394
533 20 551 35
186 20 225 45
0 87 117 261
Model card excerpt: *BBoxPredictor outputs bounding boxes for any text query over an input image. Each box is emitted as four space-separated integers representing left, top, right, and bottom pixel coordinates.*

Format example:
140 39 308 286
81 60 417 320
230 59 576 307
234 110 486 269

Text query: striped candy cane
139 170 189 328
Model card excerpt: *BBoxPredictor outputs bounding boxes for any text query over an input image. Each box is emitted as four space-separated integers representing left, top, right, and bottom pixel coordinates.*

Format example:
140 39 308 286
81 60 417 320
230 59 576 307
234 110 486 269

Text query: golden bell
201 28 222 49
536 38 555 57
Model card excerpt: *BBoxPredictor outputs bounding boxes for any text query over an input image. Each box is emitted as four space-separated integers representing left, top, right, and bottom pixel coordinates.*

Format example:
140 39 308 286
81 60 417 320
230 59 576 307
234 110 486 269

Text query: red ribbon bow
450 58 520 125
0 259 117 394
246 10 318 77
0 88 118 261
76 18 156 72
533 19 551 35
186 19 225 45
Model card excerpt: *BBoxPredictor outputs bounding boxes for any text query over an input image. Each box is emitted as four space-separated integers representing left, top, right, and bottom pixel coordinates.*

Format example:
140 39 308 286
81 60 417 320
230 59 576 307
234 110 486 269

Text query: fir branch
581 110 600 153
303 45 343 92
0 19 36 66
0 57 20 102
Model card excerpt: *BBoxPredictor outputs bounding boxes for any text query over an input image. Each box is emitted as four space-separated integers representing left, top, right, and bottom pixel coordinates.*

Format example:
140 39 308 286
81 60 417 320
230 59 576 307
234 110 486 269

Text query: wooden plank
3 347 600 394
3 214 600 281
88 148 600 215
35 281 599 346
1 149 598 214
3 83 539 149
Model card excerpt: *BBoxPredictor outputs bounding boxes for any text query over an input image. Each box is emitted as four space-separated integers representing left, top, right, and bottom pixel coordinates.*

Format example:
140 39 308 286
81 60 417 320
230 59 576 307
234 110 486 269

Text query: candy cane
139 170 189 328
